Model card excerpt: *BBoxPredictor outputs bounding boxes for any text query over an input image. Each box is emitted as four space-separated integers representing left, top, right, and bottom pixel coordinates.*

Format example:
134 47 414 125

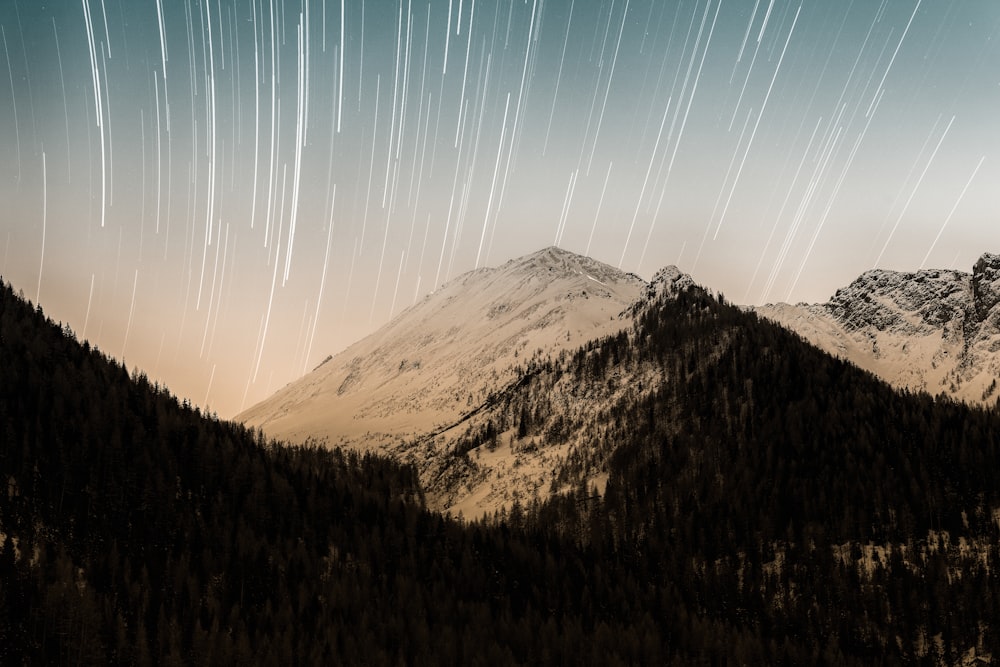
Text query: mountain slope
758 253 1000 404
238 247 647 514
420 265 697 518
240 247 643 447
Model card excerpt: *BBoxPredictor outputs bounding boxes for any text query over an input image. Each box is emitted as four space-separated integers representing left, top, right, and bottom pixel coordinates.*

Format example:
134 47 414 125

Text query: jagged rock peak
755 252 1000 406
822 254 1000 331
646 265 696 299
497 246 645 286
825 266 969 333
972 252 1000 322
622 265 697 320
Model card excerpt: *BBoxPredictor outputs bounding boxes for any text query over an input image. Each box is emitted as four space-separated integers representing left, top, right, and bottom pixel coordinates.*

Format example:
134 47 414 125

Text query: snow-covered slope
757 253 1000 404
238 247 646 511
421 263 699 519
241 249 1000 518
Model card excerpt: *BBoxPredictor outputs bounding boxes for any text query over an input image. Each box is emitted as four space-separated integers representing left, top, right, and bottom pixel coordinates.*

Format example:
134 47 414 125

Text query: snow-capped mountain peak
237 246 645 458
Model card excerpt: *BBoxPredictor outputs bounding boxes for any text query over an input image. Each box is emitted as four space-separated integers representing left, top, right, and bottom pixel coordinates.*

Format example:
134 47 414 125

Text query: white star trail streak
263 0 279 249
122 269 138 359
283 15 307 285
876 114 945 241
873 115 955 269
586 162 613 258
360 74 381 253
396 0 414 169
338 0 344 132
154 78 164 234
619 95 672 267
304 186 336 375
921 156 986 269
382 1 405 210
97 0 111 58
82 274 95 340
206 225 236 357
155 0 168 80
663 0 722 185
80 0 106 227
585 0 629 175
249 0 261 229
785 85 892 298
36 151 46 304
99 47 114 208
389 249 406 317
140 111 147 241
728 0 771 132
404 5 431 211
197 0 221 311
492 0 537 226
0 27 19 185
711 3 800 242
729 0 760 84
357 0 365 108
51 19 71 183
475 91 510 268
704 107 755 246
866 0 922 118
204 363 216 409
253 188 284 383
453 0 475 148
542 0 574 156
554 169 578 247
199 221 225 358
744 115 823 303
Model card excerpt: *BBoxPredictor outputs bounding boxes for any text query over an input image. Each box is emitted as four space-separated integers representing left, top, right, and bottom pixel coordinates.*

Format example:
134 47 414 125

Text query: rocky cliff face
758 253 1000 404
972 253 1000 323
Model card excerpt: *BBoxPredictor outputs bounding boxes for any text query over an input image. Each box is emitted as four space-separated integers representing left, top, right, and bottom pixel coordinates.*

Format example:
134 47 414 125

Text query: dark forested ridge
4 275 1000 665
0 279 667 665
508 284 1000 664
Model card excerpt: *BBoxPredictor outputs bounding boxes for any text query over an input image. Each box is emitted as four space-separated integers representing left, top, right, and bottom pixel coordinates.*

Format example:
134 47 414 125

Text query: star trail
1 0 998 417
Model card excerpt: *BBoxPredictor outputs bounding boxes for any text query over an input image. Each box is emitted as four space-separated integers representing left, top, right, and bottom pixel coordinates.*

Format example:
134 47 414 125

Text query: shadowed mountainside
6 271 1000 662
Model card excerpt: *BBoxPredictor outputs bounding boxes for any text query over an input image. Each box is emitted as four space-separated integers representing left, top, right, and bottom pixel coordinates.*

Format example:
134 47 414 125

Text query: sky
1 0 998 418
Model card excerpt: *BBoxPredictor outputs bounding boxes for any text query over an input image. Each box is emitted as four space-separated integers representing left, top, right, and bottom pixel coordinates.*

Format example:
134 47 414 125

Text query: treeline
6 272 1000 664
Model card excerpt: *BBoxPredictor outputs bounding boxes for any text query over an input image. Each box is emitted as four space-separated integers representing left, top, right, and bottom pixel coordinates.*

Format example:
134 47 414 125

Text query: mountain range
240 247 1000 519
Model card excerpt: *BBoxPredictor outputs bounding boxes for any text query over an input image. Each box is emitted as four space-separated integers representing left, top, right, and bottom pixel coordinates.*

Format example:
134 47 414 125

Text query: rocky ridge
758 252 1000 404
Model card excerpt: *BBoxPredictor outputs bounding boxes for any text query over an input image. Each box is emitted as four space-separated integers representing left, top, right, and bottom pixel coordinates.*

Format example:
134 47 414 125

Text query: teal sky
1 0 999 417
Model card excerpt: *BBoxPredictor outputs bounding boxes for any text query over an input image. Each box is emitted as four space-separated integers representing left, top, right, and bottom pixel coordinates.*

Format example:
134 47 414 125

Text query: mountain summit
758 252 1000 403
238 246 645 454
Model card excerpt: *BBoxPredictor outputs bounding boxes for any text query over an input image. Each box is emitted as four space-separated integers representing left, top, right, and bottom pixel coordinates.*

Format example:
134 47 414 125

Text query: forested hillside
5 274 1000 664
501 283 1000 663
